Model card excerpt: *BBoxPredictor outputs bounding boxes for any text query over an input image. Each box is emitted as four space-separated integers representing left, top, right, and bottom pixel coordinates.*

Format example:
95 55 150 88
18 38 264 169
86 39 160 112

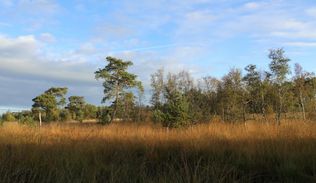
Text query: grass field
0 121 316 183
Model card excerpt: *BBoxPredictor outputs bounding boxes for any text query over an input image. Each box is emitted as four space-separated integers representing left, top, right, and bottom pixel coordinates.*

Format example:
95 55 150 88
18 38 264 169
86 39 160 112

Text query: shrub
19 116 36 126
2 112 16 122
97 107 111 125
152 109 164 123
76 110 84 123
59 109 72 122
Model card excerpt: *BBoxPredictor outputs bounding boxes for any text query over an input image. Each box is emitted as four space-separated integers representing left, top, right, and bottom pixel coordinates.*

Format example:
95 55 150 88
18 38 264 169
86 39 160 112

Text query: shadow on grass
0 136 316 183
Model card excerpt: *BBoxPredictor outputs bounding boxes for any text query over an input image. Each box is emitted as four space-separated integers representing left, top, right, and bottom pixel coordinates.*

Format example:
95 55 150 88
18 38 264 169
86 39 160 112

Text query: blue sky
1 0 316 112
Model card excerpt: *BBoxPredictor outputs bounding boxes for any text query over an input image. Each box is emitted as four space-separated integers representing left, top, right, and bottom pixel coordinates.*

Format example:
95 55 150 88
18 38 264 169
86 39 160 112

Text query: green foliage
269 48 290 84
19 116 36 126
32 87 68 122
268 48 291 124
218 68 245 122
152 109 164 123
95 56 143 122
160 89 190 128
67 96 85 122
151 68 164 108
97 107 111 125
59 109 72 122
2 111 16 122
83 104 98 119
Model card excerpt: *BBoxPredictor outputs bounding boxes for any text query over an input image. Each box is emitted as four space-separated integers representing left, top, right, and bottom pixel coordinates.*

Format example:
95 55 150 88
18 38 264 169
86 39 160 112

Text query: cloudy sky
1 0 316 112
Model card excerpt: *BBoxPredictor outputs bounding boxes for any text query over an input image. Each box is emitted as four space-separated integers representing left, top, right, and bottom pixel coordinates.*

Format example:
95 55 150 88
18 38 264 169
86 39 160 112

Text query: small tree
67 96 86 122
97 107 111 125
160 88 190 128
83 104 98 119
268 48 290 124
151 71 191 128
2 111 16 122
32 87 68 122
95 56 143 123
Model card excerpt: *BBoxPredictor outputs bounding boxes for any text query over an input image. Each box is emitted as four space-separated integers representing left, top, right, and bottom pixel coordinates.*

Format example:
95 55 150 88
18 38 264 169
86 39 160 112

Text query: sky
1 0 316 112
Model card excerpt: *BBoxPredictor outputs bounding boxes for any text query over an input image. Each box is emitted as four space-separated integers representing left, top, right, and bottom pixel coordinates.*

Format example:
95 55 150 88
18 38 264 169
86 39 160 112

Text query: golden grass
0 121 316 182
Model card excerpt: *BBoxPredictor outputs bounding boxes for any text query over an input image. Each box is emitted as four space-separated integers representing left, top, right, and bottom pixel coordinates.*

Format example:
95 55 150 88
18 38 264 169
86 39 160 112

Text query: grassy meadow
0 121 316 183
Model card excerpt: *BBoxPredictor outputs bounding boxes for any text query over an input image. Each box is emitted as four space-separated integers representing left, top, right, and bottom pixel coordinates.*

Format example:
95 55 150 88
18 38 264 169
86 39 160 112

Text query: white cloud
0 34 104 106
0 34 97 84
0 35 38 58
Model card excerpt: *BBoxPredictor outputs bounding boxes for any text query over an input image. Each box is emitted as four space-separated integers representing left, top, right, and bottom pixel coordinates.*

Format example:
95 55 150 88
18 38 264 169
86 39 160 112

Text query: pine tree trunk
111 83 119 123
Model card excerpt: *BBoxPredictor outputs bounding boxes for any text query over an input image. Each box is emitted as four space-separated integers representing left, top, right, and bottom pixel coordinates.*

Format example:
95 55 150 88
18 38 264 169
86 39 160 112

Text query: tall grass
0 121 315 183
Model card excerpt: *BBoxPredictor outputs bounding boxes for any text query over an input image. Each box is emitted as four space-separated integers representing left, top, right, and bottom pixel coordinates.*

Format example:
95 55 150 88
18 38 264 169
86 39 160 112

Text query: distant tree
176 70 194 93
268 48 290 124
67 96 85 122
243 64 261 118
259 71 273 120
95 56 143 123
59 109 72 122
150 69 167 123
32 87 68 122
293 63 315 120
160 87 190 128
97 106 111 125
83 104 98 119
2 111 16 122
121 92 135 121
218 68 245 122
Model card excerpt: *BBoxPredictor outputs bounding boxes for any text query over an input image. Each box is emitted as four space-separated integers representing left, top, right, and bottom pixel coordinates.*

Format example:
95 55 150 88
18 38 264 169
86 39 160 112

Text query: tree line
1 48 316 127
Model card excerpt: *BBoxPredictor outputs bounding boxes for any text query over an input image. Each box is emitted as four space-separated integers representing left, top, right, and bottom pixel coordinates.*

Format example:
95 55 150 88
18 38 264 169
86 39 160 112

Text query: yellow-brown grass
0 121 315 182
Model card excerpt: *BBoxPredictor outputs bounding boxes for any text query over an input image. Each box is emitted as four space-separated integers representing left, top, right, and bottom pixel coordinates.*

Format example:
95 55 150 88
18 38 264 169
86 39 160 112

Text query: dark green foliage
160 89 190 128
97 107 111 125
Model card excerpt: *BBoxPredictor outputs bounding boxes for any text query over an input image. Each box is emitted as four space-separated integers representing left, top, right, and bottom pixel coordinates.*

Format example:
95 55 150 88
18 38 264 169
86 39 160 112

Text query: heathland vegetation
1 48 316 182
2 48 316 126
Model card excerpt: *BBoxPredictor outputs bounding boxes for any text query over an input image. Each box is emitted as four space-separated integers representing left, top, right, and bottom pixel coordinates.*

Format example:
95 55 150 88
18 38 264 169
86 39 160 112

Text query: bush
97 107 111 125
152 109 164 123
2 112 16 122
19 116 36 126
76 110 84 123
59 109 72 122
